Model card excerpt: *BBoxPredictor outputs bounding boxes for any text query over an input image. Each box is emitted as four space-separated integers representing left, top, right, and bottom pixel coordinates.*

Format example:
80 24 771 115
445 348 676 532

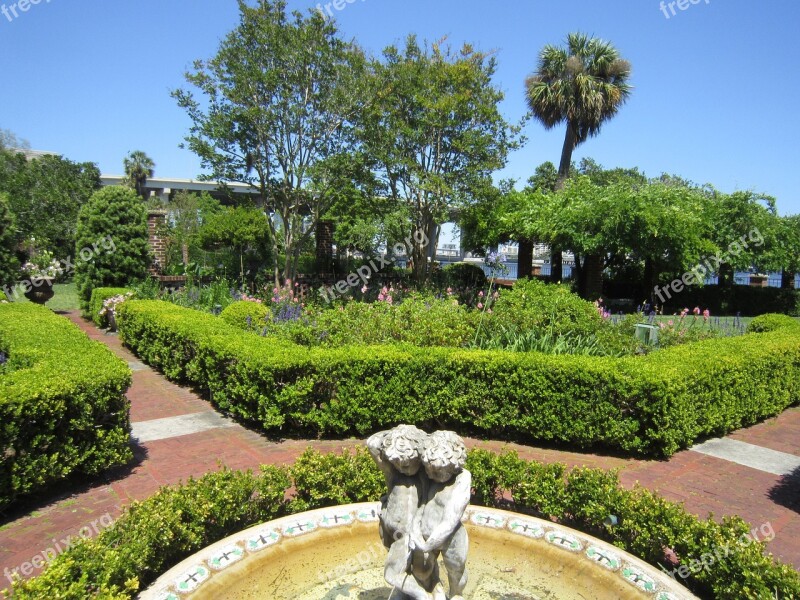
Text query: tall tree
525 33 632 284
0 149 100 259
123 150 155 200
0 192 18 289
359 36 521 282
173 0 368 285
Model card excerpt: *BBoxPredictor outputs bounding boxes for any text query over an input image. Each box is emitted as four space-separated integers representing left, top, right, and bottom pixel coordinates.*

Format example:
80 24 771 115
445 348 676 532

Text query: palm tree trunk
548 122 578 284
556 121 578 188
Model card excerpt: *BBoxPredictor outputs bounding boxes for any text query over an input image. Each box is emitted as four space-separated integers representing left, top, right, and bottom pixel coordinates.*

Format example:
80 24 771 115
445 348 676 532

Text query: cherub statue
367 427 471 600
367 425 433 600
411 431 470 600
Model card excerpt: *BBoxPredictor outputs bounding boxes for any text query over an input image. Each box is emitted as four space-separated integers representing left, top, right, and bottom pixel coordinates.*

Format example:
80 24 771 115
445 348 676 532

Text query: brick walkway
1 311 798 587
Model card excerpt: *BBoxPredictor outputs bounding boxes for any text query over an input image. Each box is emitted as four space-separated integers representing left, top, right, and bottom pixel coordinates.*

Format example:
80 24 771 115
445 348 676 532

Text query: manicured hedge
87 287 134 328
0 303 132 508
117 301 800 457
8 449 800 599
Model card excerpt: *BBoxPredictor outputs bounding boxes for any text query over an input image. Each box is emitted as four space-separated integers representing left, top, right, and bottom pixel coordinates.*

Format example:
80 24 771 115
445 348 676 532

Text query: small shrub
489 279 603 339
88 287 134 328
220 300 271 332
747 313 800 334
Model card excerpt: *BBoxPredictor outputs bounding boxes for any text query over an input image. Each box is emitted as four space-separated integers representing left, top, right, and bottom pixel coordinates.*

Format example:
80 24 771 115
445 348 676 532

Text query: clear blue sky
2 0 799 215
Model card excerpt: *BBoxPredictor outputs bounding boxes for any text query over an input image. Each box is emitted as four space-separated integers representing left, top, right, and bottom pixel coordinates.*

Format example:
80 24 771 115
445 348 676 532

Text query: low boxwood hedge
7 449 799 599
0 303 132 508
116 301 800 458
87 287 134 328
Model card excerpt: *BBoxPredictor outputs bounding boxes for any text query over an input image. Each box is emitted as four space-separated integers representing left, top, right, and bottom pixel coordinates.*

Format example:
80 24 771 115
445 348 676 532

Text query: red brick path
1 311 797 587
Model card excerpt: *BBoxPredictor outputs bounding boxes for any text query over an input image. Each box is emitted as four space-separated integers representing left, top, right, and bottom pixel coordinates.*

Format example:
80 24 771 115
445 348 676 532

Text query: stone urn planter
23 276 55 305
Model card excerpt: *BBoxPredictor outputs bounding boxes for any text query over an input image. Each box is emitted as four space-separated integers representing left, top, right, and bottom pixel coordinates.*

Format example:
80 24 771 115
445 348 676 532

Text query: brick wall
147 210 168 275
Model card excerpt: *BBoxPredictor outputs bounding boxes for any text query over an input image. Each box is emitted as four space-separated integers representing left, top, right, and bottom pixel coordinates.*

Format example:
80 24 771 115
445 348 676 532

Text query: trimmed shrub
89 287 134 328
117 300 800 457
9 449 800 599
660 284 800 317
747 313 800 334
220 300 270 332
0 303 132 508
74 186 149 312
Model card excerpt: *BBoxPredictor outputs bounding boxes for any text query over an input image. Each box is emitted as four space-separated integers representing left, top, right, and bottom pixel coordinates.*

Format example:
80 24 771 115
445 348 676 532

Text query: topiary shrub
220 300 270 332
489 278 603 339
747 313 800 334
0 192 19 290
74 186 149 312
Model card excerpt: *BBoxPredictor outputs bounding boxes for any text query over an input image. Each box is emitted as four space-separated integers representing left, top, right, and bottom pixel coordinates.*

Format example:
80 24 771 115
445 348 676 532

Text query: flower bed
0 302 132 508
117 300 800 457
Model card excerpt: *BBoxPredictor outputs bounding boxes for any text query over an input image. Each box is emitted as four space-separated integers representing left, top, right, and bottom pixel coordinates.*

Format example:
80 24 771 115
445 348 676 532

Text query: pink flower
680 308 689 317
703 309 710 319
478 291 484 298
668 320 674 326
477 302 484 309
446 287 453 295
361 285 368 293
693 306 701 316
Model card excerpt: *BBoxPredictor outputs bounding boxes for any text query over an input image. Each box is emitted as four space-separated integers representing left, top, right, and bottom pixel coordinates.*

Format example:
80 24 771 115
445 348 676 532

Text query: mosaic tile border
142 504 699 600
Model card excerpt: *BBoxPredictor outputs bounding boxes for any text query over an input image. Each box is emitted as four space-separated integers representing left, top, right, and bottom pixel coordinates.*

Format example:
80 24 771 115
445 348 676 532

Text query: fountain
141 427 699 600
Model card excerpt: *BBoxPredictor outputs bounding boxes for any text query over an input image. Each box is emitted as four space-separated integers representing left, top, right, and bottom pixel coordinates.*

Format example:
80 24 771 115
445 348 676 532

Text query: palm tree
123 151 155 200
525 33 631 289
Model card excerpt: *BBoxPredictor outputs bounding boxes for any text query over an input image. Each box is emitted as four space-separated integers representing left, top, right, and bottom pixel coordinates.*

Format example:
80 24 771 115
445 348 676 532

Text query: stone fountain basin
140 503 699 600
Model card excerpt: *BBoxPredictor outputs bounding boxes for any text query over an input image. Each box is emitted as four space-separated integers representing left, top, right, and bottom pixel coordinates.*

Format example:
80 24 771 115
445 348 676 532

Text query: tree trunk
182 243 190 269
583 253 603 300
718 263 734 289
556 121 578 188
781 270 796 289
517 239 533 280
549 246 563 284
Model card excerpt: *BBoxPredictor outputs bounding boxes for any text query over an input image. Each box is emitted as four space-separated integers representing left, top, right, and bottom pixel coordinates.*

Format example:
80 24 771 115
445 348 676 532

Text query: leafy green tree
514 176 711 300
74 186 150 310
360 36 522 282
173 0 367 285
163 190 221 269
0 193 18 288
777 215 800 288
123 151 155 200
0 150 100 259
525 33 632 283
705 190 780 287
197 206 272 285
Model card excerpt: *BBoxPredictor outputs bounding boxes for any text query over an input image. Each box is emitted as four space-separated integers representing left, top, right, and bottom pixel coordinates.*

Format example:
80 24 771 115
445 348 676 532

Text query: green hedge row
0 303 132 509
116 301 800 457
87 287 134 328
8 449 799 599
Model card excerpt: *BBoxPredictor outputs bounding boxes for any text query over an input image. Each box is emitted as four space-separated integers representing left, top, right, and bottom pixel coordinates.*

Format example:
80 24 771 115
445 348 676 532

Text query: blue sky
1 0 799 215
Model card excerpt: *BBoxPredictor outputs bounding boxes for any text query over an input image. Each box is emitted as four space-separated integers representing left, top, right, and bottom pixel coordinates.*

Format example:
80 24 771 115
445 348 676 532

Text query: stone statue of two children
367 425 471 600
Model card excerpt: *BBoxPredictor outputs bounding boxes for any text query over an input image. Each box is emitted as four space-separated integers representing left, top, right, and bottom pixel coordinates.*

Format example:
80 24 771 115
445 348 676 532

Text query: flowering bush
20 249 61 279
98 292 134 329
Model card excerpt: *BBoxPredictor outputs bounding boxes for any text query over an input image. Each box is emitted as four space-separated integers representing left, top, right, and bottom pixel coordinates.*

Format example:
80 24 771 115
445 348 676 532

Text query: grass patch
9 282 80 311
